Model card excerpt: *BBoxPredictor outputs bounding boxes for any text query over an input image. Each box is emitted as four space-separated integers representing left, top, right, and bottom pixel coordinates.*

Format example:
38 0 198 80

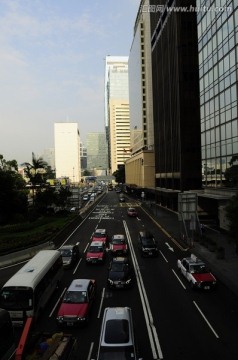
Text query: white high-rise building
54 122 81 183
105 56 131 174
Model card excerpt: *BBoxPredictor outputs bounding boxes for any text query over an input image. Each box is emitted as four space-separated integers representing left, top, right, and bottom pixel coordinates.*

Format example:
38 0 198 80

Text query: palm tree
22 153 48 204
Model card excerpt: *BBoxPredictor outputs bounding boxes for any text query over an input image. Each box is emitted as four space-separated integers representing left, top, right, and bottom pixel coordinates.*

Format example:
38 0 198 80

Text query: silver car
95 307 143 359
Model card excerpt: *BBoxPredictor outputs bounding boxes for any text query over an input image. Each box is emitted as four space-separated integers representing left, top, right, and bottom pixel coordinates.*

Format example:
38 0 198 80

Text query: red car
110 235 128 256
92 228 109 246
57 279 96 326
86 241 106 264
127 207 138 217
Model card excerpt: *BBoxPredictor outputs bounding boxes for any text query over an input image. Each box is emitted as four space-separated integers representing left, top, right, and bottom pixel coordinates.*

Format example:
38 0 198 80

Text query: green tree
22 152 48 185
22 153 49 204
0 155 27 224
112 166 125 184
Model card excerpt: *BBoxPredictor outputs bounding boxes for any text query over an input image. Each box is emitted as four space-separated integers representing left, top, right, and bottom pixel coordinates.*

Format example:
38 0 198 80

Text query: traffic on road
1 188 238 360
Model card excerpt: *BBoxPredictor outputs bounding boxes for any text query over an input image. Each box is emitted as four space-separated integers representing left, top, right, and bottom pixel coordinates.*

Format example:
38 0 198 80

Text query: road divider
124 220 164 360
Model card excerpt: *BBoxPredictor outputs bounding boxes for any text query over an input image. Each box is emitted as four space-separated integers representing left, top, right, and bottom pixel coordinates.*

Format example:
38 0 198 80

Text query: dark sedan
127 207 138 217
107 257 132 289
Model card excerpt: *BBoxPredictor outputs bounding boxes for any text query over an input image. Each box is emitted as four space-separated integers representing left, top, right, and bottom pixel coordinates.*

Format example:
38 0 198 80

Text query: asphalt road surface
1 191 238 360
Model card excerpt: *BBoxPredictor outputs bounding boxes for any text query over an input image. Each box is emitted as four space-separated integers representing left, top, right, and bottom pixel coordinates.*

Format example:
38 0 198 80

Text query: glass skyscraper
198 1 238 187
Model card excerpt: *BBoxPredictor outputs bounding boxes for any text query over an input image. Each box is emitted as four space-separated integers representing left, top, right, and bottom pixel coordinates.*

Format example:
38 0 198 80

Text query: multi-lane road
1 190 238 359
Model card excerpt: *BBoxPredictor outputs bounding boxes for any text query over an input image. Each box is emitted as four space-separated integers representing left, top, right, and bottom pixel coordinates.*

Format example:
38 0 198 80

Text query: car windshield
60 249 72 257
0 287 33 310
142 238 154 245
63 290 87 303
129 208 135 212
111 263 127 272
190 264 208 274
112 238 125 245
89 246 103 253
94 232 105 238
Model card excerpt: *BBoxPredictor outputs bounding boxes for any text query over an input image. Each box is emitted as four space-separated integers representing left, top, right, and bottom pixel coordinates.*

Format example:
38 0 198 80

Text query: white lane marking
87 342 94 360
49 287 67 317
193 301 219 338
159 250 168 263
73 258 82 274
97 287 105 319
172 269 187 290
124 220 163 360
84 243 89 253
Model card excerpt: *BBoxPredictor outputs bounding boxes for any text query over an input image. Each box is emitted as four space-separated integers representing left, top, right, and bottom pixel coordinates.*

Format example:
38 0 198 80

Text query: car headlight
77 317 85 321
108 279 113 284
126 279 132 284
57 316 64 322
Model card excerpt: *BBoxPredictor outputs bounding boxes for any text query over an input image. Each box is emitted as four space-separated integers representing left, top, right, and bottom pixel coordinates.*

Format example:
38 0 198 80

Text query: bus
0 308 15 360
0 250 63 326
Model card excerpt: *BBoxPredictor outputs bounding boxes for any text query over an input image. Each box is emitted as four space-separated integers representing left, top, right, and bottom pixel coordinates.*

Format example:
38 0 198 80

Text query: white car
83 194 89 201
96 307 143 359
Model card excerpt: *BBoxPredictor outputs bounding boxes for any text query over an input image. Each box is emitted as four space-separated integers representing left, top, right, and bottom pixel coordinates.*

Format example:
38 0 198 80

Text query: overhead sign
178 192 197 221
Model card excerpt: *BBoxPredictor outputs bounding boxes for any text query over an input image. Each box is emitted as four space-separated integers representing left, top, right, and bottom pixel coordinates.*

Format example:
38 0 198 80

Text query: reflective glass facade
198 1 238 186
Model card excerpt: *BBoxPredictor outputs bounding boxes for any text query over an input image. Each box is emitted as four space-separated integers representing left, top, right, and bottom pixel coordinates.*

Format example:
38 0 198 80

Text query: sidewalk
142 202 238 298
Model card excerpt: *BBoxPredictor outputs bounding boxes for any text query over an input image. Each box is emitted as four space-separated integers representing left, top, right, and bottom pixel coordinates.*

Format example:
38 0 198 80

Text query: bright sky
0 0 141 164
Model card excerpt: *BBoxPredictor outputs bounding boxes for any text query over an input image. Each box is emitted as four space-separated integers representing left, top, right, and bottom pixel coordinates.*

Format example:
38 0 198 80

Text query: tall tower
54 122 81 183
150 0 202 209
105 56 131 174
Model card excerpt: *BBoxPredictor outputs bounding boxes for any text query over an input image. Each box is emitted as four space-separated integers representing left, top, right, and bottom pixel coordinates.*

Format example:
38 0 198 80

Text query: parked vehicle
177 254 217 290
0 250 63 326
59 243 80 269
57 279 96 326
138 231 159 257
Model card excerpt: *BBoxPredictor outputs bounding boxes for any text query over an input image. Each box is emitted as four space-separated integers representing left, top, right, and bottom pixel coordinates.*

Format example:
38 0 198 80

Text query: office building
150 0 202 209
80 142 87 171
198 1 237 187
86 132 108 174
54 122 81 183
105 56 131 174
42 148 55 170
196 1 237 224
126 0 155 191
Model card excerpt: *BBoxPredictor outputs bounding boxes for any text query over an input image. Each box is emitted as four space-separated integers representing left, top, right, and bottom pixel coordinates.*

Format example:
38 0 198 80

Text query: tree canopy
0 155 27 224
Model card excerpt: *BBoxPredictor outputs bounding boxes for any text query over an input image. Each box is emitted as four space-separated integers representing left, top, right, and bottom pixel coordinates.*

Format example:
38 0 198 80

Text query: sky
0 0 141 164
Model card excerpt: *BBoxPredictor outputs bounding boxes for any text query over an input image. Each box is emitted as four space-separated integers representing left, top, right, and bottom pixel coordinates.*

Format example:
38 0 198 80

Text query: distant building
105 56 131 174
42 148 55 170
54 122 81 183
86 132 108 173
80 142 87 171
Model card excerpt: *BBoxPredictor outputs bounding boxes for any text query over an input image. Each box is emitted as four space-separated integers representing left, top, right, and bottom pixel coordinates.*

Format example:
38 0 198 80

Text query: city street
1 191 238 360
